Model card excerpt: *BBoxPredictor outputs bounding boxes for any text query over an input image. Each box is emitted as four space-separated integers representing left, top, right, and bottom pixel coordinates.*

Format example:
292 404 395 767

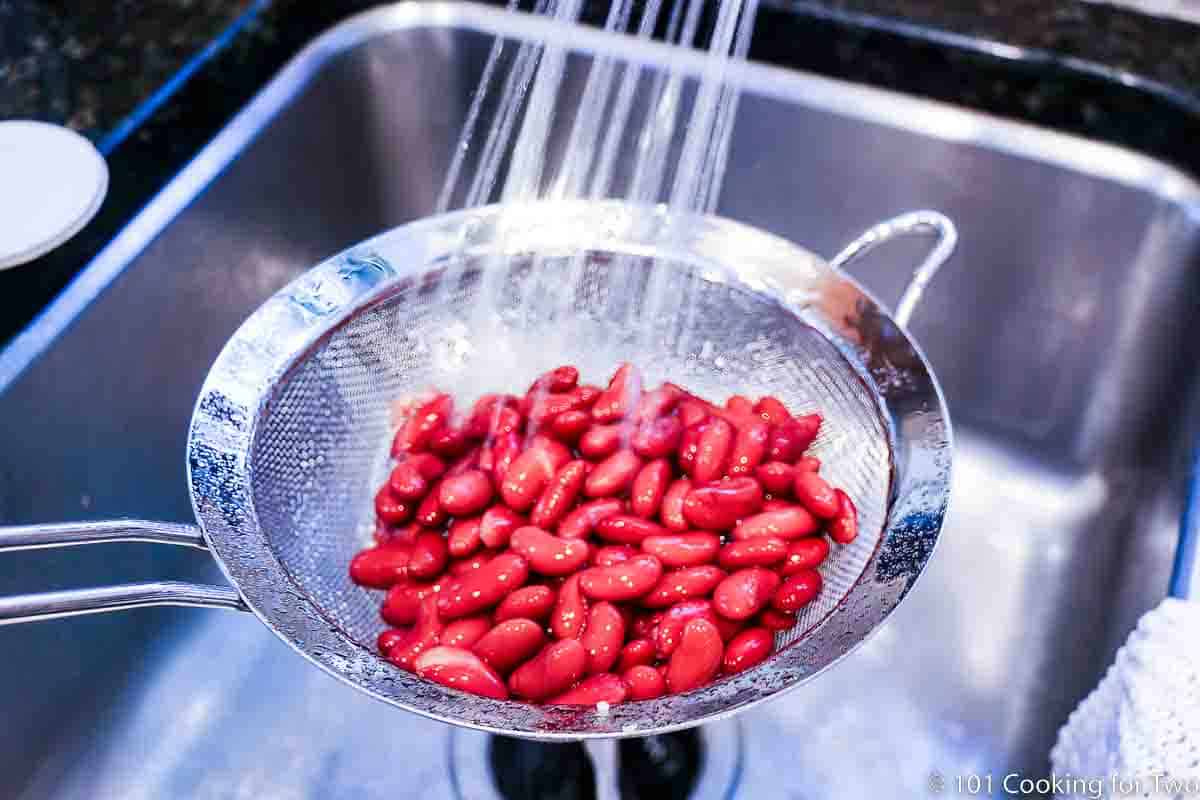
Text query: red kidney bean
630 415 684 460
408 531 450 580
768 414 821 462
510 526 591 576
389 453 447 500
509 639 588 701
655 599 719 658
548 672 628 706
591 544 637 567
660 478 692 531
438 552 529 619
585 451 643 497
381 576 454 626
428 423 473 458
682 477 764 530
633 384 683 423
550 410 591 443
447 516 483 558
773 569 823 612
630 459 671 519
713 567 781 620
617 638 656 672
376 521 420 546
630 611 663 641
753 396 792 426
531 460 588 528
796 456 821 473
466 394 518 438
551 574 589 639
450 551 497 577
478 505 523 549
718 537 789 569
726 395 754 416
528 386 596 426
754 462 795 495
415 646 509 699
677 421 704 476
579 423 622 460
666 618 723 694
642 565 727 608
489 406 524 439
558 498 624 540
781 537 830 575
501 448 559 512
441 615 493 649
793 472 839 519
828 489 859 544
350 544 411 589
489 431 522 485
579 555 663 602
677 399 709 428
415 482 447 527
439 469 493 516
375 487 415 526
393 394 453 454
594 514 667 545
624 665 666 700
758 607 797 630
580 602 625 674
377 628 407 656
494 585 556 623
723 627 774 674
642 533 721 568
727 421 770 477
473 618 546 673
524 366 579 402
733 507 819 540
592 363 641 423
387 594 443 671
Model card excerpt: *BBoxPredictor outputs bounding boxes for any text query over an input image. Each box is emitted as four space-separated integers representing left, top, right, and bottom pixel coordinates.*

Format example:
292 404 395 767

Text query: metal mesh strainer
0 200 954 738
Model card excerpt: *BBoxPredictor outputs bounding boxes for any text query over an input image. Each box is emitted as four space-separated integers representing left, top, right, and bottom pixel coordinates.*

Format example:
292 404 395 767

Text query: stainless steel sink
3 3 1200 797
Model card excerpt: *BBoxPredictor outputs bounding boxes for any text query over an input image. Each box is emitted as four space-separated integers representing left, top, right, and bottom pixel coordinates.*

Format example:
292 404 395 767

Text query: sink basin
3 3 1199 796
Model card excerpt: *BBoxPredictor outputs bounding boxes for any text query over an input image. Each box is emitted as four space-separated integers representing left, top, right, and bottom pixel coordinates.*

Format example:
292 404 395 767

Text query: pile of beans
349 364 857 705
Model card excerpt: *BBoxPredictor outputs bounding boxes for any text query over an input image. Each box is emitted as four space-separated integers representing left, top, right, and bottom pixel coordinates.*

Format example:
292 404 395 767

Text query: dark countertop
2 0 1199 349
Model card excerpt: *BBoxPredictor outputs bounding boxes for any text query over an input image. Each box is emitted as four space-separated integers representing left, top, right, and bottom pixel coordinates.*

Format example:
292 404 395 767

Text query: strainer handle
830 210 958 327
0 519 247 624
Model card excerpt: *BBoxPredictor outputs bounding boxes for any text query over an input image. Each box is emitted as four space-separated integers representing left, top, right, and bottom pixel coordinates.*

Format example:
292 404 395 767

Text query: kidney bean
718 537 789 569
466 394 518 438
753 396 792 426
713 568 781 620
375 521 419 546
754 462 795 495
408 531 450 580
393 394 453 454
773 569 823 612
509 639 588 701
415 482 447 527
682 477 764 530
617 638 656 672
488 431 522 486
558 498 624 540
551 574 589 639
501 449 559 512
630 611 663 641
387 594 443 671
655 599 719 658
768 414 821 462
428 423 473 458
579 555 663 602
446 516 483 558
548 672 629 706
630 459 671 519
389 454 447 501
781 537 830 575
795 456 821 473
660 478 692 531
624 665 667 700
629 415 683 460
510 526 591 576
726 421 770 477
758 607 797 630
450 551 497 577
531 460 588 528
733 507 819 540
676 421 704 477
438 552 529 619
528 387 595 426
632 384 683 422
550 410 591 443
676 399 709 428
378 628 407 656
666 618 723 694
793 472 839 519
641 565 727 608
591 545 637 567
375 487 415 526
828 489 859 544
441 615 493 649
494 585 556 623
591 514 664 545
381 575 454 626
350 543 411 589
476 505 521 549
415 646 509 700
580 602 625 674
726 394 754 415
473 618 546 673
642 533 721 568
723 627 774 674
592 363 642 423
437 469 492 516
527 365 580 396
585 451 643 497
579 424 622 460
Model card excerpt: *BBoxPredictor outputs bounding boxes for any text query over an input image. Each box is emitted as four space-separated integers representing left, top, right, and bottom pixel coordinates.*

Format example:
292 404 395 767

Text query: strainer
0 200 955 738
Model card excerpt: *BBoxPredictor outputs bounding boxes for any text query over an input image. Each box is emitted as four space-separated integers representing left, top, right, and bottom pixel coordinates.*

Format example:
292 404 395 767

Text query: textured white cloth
1051 598 1200 798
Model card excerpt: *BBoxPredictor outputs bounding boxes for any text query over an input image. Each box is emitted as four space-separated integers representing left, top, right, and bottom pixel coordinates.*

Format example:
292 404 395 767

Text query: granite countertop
1 0 1199 348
